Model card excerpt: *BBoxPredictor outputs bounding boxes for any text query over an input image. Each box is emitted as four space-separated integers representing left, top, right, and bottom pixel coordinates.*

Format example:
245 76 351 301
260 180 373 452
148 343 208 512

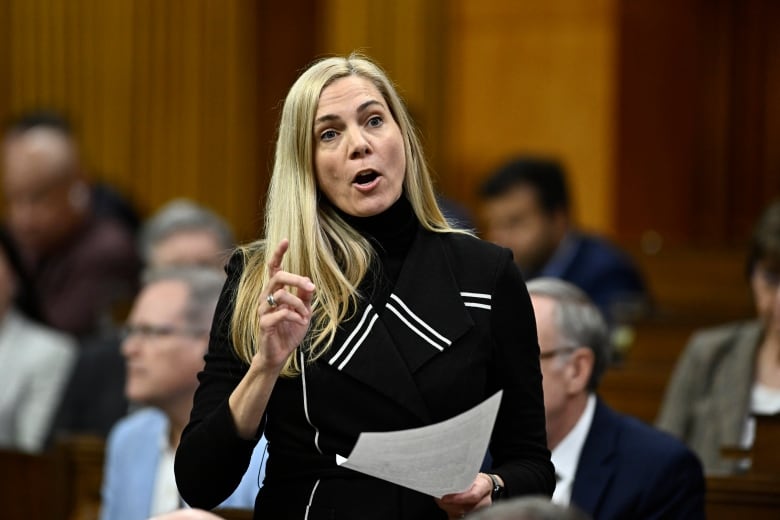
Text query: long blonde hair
231 53 462 376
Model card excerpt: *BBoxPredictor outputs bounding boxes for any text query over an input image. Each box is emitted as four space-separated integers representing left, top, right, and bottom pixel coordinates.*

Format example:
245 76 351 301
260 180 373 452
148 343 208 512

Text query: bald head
2 125 89 256
4 125 78 176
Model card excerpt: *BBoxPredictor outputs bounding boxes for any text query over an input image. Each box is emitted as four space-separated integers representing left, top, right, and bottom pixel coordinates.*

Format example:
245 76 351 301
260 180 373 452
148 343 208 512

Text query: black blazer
176 228 554 519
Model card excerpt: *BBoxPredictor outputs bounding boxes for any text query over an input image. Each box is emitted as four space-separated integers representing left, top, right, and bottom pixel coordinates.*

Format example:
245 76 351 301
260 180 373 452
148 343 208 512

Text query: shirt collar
551 394 596 503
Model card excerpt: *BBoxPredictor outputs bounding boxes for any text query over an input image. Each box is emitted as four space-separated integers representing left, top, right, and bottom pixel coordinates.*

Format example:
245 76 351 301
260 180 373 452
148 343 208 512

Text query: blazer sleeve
175 252 262 510
99 425 123 520
487 252 556 497
655 331 712 439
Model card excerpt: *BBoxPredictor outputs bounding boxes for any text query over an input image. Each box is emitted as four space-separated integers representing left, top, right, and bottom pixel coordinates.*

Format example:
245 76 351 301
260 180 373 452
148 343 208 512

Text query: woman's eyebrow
315 113 341 125
315 100 384 125
356 99 383 113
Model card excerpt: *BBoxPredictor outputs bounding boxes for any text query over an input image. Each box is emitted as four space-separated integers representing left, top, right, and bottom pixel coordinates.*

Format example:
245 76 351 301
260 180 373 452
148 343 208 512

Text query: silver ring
266 294 277 308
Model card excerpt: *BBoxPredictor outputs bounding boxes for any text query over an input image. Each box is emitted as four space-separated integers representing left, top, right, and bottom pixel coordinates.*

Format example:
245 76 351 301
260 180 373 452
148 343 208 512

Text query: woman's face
751 261 780 335
313 75 406 217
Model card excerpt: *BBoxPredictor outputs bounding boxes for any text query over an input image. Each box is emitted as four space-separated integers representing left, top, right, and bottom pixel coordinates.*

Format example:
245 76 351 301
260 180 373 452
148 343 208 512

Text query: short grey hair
466 496 590 520
526 277 611 391
138 198 235 264
141 266 226 332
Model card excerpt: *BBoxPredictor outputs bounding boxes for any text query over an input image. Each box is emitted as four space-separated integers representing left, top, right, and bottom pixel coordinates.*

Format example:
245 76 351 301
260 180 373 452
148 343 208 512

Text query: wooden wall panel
4 0 774 248
444 0 618 234
615 0 780 246
0 0 316 242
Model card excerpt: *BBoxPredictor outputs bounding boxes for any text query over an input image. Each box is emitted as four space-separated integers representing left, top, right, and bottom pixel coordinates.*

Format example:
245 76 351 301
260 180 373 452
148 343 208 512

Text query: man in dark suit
526 278 704 520
480 157 648 324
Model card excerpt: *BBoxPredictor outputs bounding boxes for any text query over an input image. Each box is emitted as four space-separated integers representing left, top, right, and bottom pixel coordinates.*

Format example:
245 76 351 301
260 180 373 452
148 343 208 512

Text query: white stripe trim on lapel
461 291 492 310
336 313 379 370
329 304 375 366
387 293 452 350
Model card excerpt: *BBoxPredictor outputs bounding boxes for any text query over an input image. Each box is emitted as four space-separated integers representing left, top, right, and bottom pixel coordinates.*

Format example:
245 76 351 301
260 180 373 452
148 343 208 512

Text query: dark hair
4 109 73 137
0 227 43 322
479 156 569 215
746 199 780 277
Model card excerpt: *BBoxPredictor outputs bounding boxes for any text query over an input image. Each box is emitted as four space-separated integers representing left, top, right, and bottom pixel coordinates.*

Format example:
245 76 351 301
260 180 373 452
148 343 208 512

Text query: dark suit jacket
176 227 555 519
537 233 647 322
47 334 129 445
571 399 705 520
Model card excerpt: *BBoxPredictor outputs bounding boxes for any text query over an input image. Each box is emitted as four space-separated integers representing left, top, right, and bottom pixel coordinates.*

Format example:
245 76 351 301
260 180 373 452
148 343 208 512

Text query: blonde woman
175 54 554 519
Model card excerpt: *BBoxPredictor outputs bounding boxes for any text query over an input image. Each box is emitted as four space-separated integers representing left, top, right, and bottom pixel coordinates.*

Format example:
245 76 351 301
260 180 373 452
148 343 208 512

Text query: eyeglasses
119 324 208 343
539 346 579 361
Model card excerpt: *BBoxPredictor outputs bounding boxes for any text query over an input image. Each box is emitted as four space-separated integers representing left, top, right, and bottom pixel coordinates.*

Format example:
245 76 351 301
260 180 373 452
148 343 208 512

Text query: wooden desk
707 474 780 519
707 414 780 518
56 435 105 520
0 435 104 520
0 448 68 520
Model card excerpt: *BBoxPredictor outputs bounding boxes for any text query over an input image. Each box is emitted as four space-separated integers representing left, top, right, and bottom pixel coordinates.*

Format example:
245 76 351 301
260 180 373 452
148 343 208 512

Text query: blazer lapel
385 230 475 372
571 399 618 516
714 322 763 447
324 230 475 423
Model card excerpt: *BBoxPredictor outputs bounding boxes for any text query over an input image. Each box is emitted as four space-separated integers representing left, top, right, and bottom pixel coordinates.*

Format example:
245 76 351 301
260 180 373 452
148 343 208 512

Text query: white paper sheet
336 390 503 498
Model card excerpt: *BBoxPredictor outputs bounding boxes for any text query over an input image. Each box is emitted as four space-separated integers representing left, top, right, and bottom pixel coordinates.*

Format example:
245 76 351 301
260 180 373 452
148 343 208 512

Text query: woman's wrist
479 472 505 501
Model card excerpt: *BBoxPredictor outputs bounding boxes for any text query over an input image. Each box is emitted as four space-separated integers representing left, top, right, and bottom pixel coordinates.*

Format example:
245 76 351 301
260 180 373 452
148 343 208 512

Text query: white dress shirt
551 394 596 505
150 430 182 516
739 383 780 450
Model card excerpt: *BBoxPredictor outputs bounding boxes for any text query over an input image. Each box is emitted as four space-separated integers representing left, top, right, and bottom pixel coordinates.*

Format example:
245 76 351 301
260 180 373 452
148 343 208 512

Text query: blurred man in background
100 267 264 520
50 198 236 442
480 156 647 325
138 198 235 270
2 111 139 339
527 277 704 520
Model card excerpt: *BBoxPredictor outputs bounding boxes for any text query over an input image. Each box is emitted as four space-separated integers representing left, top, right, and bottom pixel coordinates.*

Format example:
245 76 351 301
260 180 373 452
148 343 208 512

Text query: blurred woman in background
657 199 780 474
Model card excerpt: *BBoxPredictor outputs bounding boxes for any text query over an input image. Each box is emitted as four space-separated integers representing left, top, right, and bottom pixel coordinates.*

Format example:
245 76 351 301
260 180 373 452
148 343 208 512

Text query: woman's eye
367 116 383 128
320 130 337 141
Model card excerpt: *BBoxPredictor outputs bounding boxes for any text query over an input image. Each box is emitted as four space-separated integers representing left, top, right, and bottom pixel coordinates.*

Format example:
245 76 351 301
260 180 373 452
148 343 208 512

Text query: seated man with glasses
527 278 705 520
100 267 266 520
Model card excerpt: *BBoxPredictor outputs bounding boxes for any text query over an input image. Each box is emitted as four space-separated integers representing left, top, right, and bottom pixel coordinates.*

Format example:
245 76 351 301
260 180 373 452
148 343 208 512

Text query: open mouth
353 170 379 185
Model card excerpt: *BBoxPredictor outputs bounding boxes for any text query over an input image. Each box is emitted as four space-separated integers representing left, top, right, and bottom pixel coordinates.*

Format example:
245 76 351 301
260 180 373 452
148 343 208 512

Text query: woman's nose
348 129 371 159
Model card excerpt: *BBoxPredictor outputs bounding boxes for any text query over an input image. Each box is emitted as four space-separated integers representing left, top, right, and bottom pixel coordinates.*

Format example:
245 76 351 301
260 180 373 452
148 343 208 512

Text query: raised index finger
268 238 290 276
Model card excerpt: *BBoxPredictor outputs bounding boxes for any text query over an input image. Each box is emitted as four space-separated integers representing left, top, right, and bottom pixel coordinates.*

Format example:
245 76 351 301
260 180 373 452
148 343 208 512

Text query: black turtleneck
335 195 419 303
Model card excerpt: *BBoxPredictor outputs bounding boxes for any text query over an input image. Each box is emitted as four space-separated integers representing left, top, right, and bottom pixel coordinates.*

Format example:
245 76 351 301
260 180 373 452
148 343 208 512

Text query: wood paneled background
3 0 780 455
615 0 780 246
1 0 778 321
1 0 316 241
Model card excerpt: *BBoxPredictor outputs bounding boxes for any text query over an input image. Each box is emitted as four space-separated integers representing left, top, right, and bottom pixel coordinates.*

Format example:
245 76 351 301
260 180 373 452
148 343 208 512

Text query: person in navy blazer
527 278 705 520
480 157 648 324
